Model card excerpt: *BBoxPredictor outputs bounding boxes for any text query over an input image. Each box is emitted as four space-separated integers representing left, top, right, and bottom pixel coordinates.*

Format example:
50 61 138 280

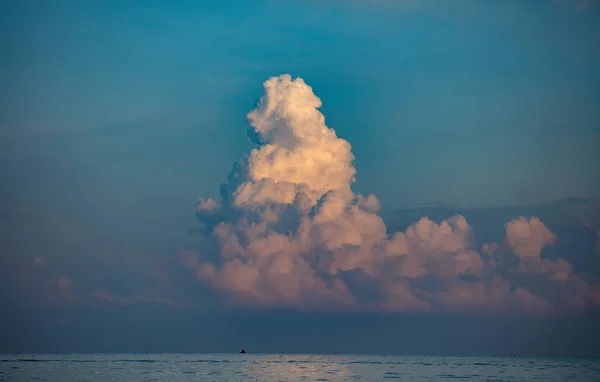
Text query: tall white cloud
187 74 600 315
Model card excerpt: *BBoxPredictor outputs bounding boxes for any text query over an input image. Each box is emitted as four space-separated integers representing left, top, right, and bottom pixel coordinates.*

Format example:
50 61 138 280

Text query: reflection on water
241 354 352 380
1 353 599 381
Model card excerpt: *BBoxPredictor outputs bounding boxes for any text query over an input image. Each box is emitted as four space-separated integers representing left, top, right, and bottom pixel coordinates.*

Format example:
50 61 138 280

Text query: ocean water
1 354 599 381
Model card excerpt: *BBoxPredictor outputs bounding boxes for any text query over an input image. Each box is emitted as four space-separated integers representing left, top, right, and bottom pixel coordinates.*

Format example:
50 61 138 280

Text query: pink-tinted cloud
12 257 82 304
58 276 72 291
90 290 131 304
41 276 83 305
185 74 600 315
13 249 191 308
33 257 45 266
505 217 556 260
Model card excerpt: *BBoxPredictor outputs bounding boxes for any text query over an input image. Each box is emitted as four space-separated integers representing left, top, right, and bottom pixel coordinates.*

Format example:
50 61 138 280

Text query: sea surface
1 354 599 381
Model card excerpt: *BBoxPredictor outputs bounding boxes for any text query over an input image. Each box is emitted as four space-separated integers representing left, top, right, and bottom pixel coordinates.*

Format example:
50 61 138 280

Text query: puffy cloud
505 217 556 260
504 217 573 283
187 74 600 315
213 74 356 211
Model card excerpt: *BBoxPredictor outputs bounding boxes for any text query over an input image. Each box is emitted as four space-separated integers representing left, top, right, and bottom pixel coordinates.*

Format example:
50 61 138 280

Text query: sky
1 0 600 355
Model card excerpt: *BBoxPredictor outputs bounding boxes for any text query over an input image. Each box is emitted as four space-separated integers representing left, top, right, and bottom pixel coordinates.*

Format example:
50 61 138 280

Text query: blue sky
2 0 599 211
1 0 600 354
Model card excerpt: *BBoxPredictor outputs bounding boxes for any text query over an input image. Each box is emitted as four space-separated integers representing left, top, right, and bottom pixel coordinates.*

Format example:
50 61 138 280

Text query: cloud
186 74 600 315
58 276 72 291
33 257 45 267
43 276 83 305
12 256 185 307
503 217 576 284
505 217 556 260
10 257 82 305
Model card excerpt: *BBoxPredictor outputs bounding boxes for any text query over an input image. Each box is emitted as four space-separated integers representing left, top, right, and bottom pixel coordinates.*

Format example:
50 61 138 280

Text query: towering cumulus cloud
187 74 600 314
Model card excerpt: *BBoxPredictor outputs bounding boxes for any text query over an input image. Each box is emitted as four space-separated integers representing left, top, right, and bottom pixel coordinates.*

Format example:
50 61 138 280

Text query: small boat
240 348 247 354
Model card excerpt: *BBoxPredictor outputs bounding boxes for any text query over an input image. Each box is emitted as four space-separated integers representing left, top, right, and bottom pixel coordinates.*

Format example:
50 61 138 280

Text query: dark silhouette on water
240 348 247 354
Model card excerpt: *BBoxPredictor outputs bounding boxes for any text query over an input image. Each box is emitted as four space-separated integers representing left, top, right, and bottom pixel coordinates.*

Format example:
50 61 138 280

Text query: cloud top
203 74 356 212
505 217 557 260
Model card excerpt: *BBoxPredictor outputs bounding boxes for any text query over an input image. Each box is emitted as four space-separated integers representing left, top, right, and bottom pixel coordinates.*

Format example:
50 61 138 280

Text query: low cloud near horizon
185 74 600 315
